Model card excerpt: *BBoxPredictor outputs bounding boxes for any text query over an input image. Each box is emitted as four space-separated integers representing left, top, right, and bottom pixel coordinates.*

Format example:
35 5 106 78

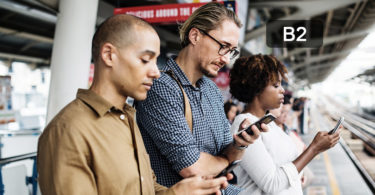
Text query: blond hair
179 2 242 48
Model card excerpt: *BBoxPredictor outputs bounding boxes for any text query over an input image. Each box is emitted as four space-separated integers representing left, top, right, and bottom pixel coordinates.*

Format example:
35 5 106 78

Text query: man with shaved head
37 14 230 195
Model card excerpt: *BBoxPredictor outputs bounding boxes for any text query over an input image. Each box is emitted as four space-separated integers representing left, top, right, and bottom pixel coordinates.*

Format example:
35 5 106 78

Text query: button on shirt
136 57 240 195
37 89 174 195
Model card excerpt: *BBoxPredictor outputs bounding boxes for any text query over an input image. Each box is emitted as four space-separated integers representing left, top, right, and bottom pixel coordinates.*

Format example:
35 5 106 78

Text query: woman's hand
309 128 341 154
293 126 341 172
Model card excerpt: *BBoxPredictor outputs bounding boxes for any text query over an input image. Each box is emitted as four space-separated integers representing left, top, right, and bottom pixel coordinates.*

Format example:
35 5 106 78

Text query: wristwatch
233 142 248 150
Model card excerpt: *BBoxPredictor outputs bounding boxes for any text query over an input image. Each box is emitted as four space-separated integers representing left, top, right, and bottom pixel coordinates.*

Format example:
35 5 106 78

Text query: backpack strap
163 70 193 132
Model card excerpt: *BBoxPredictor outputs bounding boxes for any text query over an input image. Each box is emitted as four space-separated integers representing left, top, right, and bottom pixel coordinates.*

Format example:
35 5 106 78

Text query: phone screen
215 160 241 178
329 117 344 134
237 114 276 137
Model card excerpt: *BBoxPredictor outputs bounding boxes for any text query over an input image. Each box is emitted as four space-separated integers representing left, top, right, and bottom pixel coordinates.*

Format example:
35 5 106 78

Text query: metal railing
319 95 375 194
322 95 375 151
0 152 37 195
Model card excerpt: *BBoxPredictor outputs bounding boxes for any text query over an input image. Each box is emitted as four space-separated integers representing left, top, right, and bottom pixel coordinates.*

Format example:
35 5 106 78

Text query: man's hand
223 118 266 162
171 175 229 195
179 119 268 178
233 118 267 147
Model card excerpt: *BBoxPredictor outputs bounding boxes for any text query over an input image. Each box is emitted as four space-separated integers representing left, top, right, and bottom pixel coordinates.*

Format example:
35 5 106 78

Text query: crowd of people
36 2 341 195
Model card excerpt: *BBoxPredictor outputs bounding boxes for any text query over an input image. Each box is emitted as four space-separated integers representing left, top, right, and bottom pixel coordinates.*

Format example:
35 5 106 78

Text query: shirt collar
164 57 206 89
77 89 134 117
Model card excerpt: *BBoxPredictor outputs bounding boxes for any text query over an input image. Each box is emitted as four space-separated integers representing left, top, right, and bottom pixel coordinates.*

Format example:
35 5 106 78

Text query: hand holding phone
237 114 276 137
328 117 344 135
215 160 241 178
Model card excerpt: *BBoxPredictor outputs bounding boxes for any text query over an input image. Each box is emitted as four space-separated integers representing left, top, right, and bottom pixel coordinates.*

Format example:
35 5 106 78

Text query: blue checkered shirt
136 57 241 195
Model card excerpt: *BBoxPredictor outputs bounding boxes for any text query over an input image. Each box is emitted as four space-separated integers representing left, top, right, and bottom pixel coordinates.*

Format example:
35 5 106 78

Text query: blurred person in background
271 98 305 153
269 99 314 188
290 97 303 133
224 100 238 124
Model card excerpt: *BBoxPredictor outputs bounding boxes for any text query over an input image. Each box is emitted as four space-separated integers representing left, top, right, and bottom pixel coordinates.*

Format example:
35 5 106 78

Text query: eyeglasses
199 30 240 60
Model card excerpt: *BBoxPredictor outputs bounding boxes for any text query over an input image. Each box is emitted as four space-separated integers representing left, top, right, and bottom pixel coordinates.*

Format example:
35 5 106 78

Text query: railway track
315 95 375 193
322 95 375 152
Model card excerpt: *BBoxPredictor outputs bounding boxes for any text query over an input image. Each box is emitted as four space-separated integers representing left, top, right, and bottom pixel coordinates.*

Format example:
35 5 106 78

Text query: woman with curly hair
229 54 341 195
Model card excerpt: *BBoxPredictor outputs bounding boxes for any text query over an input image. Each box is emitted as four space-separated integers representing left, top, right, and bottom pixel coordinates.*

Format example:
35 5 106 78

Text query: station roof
0 0 374 86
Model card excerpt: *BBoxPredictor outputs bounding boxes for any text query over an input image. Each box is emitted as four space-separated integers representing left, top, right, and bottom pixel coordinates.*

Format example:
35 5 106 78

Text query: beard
200 65 218 78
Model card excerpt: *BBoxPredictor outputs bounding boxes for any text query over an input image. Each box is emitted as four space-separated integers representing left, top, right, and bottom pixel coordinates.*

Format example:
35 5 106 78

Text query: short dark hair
91 14 154 64
230 54 288 103
224 101 236 115
292 98 303 111
284 94 292 105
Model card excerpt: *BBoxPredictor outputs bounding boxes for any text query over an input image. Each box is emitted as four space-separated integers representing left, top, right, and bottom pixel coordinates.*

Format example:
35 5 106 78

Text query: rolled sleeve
223 185 242 195
136 79 200 172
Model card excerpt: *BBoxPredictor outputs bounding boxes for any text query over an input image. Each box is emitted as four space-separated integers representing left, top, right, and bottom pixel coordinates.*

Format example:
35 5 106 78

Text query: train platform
301 102 374 195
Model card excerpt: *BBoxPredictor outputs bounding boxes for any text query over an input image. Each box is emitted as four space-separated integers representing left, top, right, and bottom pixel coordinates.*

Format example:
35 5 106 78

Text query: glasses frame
199 30 239 59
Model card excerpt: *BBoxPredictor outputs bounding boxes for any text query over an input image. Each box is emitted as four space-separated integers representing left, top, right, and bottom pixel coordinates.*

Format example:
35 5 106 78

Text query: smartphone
237 114 276 137
215 160 241 178
328 117 344 135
